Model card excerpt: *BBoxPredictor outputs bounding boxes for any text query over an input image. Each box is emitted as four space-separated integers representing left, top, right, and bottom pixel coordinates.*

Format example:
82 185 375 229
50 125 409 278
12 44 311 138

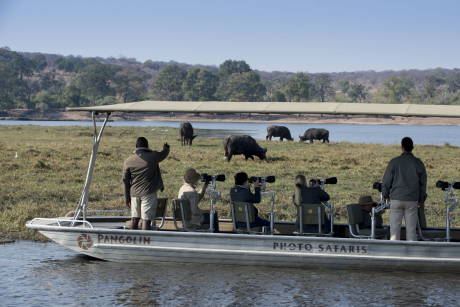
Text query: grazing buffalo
223 135 267 162
299 128 329 143
266 125 294 141
179 122 197 146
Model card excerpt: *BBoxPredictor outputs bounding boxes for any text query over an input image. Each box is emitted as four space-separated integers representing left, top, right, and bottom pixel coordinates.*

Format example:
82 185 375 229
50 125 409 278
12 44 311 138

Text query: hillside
1 47 459 113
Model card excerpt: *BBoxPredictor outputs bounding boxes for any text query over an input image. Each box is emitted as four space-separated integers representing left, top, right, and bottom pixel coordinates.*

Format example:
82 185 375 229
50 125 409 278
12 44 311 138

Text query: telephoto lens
215 174 226 182
436 180 460 190
436 180 449 190
373 182 382 192
200 173 212 183
324 177 337 184
249 176 276 183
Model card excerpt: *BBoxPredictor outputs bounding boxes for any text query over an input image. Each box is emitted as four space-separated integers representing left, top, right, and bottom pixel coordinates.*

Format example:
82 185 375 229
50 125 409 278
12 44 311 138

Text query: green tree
65 84 89 107
0 62 19 110
447 73 460 93
217 60 252 80
183 68 219 101
272 90 286 102
313 73 335 102
113 70 147 103
382 77 411 103
225 71 266 102
152 64 187 101
142 60 160 70
32 54 47 71
348 83 368 103
282 72 312 102
338 80 350 95
73 64 116 105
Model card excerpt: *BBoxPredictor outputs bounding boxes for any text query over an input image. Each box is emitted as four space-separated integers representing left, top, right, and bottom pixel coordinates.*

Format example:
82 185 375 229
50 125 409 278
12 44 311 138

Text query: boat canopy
66 101 460 118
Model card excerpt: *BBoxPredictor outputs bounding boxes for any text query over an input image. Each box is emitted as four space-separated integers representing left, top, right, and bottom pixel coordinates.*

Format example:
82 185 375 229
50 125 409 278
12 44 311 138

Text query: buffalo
179 122 197 146
299 128 329 143
223 135 267 162
266 125 294 141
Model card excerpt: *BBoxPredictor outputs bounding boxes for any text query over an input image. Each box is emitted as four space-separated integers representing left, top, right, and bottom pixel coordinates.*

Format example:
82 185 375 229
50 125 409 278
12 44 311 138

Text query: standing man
123 137 170 230
382 137 427 241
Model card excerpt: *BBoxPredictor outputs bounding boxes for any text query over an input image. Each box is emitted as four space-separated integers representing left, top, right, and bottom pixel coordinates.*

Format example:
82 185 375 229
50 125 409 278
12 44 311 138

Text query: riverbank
1 125 459 241
3 108 460 126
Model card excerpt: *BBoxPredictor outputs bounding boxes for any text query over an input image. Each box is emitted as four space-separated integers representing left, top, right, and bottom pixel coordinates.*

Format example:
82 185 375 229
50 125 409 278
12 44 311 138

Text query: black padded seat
231 202 269 234
171 199 213 232
295 203 332 236
346 204 389 239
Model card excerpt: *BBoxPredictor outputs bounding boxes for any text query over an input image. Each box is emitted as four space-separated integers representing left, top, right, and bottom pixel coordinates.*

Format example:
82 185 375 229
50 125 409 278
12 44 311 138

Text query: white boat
26 101 460 272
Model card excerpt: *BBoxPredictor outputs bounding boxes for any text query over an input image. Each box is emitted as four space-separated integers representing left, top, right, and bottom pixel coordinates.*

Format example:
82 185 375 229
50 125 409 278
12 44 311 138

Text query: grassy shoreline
1 124 459 241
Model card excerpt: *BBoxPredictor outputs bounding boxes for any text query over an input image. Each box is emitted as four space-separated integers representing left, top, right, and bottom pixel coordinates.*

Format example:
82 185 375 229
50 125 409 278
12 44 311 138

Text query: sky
0 0 459 73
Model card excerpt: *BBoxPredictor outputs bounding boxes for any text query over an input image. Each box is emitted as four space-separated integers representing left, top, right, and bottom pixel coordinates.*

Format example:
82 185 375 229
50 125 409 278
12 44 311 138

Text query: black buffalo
179 122 197 146
223 135 267 162
266 125 294 141
299 128 329 143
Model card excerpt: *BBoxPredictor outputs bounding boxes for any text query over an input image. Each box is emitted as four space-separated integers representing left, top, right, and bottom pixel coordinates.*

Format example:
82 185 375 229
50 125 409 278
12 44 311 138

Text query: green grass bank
1 124 459 241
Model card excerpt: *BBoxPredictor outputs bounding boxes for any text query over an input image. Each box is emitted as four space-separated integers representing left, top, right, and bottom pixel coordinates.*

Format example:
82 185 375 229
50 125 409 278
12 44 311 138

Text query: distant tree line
1 46 460 112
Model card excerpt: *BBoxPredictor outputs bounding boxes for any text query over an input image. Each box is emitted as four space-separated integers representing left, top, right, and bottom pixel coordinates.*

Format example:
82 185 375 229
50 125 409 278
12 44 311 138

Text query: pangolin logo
77 234 93 250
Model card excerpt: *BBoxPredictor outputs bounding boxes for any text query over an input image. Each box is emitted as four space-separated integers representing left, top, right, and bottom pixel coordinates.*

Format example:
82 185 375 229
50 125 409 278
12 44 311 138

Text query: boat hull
32 225 460 273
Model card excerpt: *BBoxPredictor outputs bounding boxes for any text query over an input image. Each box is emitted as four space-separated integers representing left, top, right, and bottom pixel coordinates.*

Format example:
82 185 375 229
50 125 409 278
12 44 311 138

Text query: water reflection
2 241 460 306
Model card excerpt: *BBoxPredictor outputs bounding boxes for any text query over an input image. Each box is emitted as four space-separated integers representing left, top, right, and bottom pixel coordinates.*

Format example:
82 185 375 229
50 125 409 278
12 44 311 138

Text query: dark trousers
237 214 270 229
202 212 219 232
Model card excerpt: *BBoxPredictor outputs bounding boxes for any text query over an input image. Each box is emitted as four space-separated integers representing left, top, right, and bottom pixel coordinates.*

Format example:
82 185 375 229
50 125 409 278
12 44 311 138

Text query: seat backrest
346 204 363 225
296 204 325 225
172 199 191 221
418 207 427 229
231 202 256 223
156 198 168 218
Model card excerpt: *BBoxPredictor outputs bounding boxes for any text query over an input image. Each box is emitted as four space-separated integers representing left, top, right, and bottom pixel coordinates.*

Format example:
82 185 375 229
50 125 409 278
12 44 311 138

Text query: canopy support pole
73 112 111 221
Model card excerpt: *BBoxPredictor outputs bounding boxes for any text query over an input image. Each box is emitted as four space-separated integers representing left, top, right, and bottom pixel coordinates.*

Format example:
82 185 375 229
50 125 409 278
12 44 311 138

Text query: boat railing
27 218 94 228
65 210 130 218
440 181 460 242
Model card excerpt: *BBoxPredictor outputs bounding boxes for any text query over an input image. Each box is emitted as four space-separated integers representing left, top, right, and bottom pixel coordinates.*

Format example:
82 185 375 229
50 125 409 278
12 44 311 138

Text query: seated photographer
358 195 384 229
178 168 219 232
230 172 270 229
293 174 331 233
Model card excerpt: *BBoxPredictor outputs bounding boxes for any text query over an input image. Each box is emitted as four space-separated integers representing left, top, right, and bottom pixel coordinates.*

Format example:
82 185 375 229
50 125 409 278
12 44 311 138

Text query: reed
1 125 458 241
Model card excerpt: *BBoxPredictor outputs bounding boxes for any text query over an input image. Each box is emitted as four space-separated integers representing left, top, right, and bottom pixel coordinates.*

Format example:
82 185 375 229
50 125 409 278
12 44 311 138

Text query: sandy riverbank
3 109 460 126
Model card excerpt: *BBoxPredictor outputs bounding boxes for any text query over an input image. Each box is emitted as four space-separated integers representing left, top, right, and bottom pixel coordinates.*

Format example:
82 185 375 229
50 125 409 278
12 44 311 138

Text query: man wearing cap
382 137 427 241
178 168 219 232
358 195 384 229
230 172 270 229
123 137 170 230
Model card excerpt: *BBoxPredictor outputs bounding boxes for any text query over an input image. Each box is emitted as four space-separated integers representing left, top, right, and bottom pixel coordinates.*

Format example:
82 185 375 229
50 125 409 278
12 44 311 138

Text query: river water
1 241 460 306
1 120 459 145
2 120 460 305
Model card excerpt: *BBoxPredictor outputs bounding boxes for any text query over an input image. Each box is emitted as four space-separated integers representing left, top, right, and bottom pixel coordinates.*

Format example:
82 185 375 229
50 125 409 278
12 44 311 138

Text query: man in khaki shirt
382 137 427 241
123 137 169 230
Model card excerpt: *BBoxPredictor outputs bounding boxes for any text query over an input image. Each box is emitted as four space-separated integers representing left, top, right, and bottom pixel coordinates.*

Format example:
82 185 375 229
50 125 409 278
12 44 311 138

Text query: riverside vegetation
1 125 459 242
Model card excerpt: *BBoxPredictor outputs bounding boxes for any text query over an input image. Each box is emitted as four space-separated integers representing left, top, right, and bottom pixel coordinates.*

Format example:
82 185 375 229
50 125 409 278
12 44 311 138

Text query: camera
309 177 337 186
200 173 225 184
436 180 460 190
249 176 276 183
373 182 382 193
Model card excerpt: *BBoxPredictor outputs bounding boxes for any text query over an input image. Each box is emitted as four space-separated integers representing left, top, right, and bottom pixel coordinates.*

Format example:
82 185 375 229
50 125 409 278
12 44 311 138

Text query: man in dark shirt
382 137 427 241
123 137 169 230
230 172 270 229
